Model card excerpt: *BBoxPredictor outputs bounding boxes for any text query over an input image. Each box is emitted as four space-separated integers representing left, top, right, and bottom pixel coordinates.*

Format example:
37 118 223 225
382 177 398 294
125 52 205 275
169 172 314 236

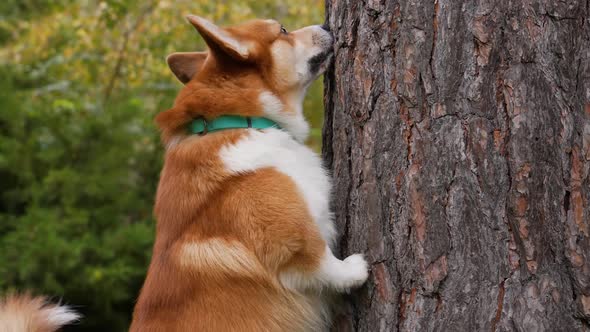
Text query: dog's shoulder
219 128 325 178
219 128 336 243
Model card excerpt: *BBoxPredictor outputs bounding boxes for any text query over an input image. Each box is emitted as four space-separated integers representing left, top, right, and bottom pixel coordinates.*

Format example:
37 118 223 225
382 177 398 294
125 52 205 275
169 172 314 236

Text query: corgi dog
0 293 79 332
130 15 369 332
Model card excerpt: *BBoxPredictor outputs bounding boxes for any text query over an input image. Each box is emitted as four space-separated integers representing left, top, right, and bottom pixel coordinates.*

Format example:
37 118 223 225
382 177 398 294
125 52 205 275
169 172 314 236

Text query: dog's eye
280 26 288 34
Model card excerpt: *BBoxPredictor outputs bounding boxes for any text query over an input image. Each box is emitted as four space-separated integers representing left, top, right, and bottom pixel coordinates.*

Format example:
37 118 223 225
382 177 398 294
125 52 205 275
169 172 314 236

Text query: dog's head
157 16 333 144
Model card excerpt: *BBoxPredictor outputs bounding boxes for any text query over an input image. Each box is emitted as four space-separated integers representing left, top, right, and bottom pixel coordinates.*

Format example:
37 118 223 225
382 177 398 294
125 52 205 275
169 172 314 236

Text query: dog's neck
258 91 310 143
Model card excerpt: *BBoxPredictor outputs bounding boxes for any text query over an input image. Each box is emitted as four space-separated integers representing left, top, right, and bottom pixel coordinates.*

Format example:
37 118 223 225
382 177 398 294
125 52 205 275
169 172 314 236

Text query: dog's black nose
321 23 331 32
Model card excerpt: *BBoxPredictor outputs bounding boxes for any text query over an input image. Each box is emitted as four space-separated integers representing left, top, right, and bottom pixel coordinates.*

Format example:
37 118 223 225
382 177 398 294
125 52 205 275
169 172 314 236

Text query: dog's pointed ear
186 15 250 61
166 52 208 84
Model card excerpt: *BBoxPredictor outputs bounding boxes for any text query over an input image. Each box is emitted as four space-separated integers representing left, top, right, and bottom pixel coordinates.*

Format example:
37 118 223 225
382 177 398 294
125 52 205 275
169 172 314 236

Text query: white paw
339 254 369 290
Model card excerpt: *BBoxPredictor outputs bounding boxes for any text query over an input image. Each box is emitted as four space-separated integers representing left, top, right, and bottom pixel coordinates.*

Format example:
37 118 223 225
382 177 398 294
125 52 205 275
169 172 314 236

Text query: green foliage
0 1 325 331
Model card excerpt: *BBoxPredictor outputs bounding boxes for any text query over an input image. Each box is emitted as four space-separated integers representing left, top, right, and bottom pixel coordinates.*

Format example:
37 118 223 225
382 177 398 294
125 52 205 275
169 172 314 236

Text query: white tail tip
0 293 80 332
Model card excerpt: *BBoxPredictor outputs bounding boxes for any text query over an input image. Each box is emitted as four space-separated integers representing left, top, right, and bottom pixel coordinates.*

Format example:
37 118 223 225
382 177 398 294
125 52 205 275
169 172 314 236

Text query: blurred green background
0 1 324 330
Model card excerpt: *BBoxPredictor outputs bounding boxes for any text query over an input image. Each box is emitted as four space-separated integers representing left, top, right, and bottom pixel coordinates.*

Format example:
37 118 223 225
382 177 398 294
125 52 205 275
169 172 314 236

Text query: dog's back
0 294 79 332
130 131 327 332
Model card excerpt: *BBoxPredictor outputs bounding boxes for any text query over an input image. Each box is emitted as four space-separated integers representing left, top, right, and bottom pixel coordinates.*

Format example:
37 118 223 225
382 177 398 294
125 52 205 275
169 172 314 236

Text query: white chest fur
219 129 336 246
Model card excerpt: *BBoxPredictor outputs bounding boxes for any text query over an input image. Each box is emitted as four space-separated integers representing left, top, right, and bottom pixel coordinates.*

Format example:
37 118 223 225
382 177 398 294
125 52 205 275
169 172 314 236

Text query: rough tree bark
323 0 590 331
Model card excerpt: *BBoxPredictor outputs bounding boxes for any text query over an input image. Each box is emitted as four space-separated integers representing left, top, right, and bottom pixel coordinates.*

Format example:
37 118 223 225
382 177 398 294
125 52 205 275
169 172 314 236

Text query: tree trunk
323 0 590 331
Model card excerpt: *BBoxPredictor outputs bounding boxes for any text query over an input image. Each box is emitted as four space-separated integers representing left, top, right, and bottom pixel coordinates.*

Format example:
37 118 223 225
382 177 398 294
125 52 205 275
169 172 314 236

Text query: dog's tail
0 293 80 332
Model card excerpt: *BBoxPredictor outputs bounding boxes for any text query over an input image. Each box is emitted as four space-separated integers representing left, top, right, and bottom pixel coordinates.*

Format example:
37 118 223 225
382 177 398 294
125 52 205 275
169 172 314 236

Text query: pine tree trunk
323 0 590 331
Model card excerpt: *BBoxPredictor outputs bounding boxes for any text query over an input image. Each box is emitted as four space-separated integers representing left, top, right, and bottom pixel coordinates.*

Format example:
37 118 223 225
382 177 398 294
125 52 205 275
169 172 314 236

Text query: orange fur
131 132 326 331
131 17 336 332
155 19 310 143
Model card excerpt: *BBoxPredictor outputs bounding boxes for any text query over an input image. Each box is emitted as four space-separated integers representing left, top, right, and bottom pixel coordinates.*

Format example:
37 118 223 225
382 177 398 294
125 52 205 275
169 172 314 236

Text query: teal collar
189 115 281 135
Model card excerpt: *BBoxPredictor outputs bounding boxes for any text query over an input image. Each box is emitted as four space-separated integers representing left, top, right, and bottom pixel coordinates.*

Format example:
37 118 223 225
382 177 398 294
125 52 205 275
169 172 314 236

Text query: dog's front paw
339 254 369 290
